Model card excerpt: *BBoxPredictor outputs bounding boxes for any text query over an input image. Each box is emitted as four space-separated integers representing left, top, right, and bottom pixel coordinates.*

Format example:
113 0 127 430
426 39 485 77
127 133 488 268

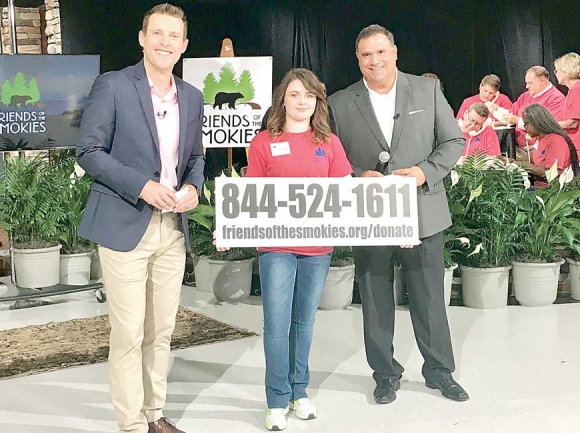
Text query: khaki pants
99 212 186 433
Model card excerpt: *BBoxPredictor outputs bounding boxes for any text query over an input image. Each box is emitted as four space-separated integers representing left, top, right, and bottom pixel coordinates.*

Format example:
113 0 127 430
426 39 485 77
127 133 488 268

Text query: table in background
494 126 516 159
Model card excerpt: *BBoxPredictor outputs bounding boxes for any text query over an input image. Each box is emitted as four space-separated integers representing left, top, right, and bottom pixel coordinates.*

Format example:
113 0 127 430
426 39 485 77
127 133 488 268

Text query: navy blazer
77 60 205 252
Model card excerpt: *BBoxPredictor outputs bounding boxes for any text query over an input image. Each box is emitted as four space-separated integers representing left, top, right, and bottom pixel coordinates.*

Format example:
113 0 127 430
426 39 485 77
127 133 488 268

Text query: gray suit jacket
77 60 205 251
328 72 465 238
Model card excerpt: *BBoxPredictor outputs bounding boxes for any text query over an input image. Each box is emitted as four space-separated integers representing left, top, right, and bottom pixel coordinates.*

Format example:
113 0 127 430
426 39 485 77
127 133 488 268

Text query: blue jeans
259 252 331 408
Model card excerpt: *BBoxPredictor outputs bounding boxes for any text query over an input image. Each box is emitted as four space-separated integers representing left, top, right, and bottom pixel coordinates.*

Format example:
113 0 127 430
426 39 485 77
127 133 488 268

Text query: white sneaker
264 407 289 431
290 398 318 420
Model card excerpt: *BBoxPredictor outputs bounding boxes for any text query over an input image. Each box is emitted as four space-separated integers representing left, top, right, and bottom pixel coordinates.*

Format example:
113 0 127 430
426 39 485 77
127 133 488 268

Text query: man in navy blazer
76 4 203 433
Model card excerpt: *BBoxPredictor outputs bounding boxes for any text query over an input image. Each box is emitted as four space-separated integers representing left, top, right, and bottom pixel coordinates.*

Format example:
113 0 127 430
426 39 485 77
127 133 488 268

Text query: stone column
45 0 61 54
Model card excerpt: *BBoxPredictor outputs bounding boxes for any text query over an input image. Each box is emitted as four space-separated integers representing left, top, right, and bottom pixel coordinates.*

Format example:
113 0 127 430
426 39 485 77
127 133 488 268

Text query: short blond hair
555 52 580 80
142 3 187 40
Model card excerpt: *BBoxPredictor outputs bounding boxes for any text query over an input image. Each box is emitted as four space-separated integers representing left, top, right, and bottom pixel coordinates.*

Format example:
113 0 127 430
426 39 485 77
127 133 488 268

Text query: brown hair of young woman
267 68 331 144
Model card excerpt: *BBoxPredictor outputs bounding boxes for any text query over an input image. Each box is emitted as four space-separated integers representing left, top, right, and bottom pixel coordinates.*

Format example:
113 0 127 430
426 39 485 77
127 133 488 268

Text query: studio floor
1 286 579 433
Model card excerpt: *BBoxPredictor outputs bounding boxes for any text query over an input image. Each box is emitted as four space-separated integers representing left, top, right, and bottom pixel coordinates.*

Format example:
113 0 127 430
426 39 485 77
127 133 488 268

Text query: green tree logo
202 62 256 105
0 71 41 106
237 70 255 104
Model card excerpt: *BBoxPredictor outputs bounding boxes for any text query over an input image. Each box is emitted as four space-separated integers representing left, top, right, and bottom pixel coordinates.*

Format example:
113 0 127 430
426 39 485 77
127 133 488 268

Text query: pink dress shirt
149 77 180 191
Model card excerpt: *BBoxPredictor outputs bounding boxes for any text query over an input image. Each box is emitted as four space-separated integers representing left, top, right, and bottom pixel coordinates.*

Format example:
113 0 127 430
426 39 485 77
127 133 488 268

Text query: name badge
270 142 291 156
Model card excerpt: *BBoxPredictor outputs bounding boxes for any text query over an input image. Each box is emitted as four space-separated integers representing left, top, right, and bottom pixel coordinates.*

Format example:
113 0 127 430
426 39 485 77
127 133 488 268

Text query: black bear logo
213 92 244 109
10 94 32 106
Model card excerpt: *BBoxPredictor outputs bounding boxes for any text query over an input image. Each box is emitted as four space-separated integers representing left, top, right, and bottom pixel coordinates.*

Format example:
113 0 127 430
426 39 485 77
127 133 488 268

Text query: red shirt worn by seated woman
533 132 572 188
246 129 354 256
559 80 580 154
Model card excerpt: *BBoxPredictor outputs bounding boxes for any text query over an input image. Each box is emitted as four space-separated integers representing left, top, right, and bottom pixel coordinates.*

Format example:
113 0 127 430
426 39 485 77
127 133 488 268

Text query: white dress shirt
364 72 398 146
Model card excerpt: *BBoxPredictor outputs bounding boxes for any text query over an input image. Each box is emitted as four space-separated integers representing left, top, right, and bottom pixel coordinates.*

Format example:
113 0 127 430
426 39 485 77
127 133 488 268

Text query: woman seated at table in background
515 103 580 188
554 52 580 154
458 103 501 156
456 74 513 121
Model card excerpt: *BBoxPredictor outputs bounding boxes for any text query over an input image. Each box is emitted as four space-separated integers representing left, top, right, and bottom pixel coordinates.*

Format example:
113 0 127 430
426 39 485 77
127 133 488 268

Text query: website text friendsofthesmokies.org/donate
221 224 414 241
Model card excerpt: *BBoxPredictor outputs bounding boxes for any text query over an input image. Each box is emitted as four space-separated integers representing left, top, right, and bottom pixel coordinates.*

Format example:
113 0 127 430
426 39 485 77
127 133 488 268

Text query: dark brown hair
267 68 331 144
469 102 489 118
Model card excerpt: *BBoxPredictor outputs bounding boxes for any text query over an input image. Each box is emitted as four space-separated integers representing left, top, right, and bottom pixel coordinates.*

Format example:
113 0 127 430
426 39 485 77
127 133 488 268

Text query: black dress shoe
425 376 469 402
373 378 401 404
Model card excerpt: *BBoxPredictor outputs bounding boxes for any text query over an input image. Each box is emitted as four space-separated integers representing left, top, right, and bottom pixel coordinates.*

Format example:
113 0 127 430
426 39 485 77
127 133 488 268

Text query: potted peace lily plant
187 169 255 302
511 163 580 307
447 153 528 309
443 168 478 306
56 154 95 286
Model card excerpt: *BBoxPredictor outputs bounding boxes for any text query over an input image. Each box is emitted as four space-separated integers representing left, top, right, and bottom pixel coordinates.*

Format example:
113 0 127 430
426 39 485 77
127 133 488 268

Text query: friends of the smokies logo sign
183 57 272 148
0 71 47 140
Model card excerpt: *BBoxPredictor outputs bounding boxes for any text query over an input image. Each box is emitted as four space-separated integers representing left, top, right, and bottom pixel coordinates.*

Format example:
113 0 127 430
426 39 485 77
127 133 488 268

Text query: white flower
535 195 545 207
203 184 211 203
74 162 85 178
457 237 470 246
450 170 460 187
455 156 464 166
467 243 483 257
559 165 574 190
546 160 559 184
69 163 85 188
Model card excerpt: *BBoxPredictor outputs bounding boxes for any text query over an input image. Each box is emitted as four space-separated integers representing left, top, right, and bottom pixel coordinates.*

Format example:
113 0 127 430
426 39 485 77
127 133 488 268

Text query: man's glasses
467 117 485 127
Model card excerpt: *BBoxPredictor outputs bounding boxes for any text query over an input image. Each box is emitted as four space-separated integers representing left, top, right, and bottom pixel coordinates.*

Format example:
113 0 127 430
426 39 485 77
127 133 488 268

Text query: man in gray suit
76 4 204 433
329 25 468 404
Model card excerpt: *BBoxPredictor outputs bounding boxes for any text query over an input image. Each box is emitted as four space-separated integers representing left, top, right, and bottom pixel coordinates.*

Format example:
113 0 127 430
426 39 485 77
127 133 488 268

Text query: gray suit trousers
354 232 455 383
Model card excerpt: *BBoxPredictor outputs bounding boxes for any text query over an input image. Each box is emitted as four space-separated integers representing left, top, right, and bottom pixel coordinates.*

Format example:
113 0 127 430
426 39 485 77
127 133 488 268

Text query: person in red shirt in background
456 74 512 121
422 72 454 116
554 53 580 154
515 104 579 188
246 68 353 431
501 66 565 147
458 103 501 156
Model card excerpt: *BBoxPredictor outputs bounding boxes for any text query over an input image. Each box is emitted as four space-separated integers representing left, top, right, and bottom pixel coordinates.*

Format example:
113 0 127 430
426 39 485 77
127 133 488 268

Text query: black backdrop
59 0 580 171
